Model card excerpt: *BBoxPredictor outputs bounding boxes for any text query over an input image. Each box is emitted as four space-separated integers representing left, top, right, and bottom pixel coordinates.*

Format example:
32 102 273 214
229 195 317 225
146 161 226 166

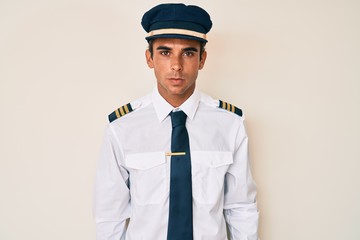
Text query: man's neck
157 87 195 108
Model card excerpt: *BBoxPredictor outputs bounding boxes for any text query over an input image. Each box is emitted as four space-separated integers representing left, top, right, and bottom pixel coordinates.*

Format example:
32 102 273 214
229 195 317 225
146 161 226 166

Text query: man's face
146 38 207 106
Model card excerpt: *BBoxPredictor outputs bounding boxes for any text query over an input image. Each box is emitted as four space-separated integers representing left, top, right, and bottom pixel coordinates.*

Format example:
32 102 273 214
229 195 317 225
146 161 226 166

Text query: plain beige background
1 0 359 239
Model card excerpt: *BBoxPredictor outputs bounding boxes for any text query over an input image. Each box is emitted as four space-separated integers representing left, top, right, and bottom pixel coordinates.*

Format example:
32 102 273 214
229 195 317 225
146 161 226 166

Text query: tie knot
170 110 187 128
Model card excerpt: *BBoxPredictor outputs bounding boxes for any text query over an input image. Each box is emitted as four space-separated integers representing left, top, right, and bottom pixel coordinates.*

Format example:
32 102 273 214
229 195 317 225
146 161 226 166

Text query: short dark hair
147 40 207 60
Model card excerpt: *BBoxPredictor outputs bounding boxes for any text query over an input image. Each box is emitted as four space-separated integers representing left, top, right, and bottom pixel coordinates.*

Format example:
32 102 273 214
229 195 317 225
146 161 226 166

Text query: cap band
147 28 207 41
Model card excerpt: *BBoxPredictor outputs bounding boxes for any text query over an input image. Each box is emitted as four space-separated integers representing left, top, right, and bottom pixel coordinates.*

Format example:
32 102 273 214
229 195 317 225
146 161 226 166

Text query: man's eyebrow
156 46 172 51
183 47 198 52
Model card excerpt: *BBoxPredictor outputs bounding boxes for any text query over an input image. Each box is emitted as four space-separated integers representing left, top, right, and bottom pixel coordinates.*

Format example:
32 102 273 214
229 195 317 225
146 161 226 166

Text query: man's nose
170 55 183 71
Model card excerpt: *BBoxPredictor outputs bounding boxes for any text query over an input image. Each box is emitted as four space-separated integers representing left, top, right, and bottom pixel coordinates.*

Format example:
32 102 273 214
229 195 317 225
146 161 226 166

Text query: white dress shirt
94 88 259 240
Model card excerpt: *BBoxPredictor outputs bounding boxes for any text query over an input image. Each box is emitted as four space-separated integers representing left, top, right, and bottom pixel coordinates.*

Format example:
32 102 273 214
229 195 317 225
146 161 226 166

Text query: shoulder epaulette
108 103 133 123
218 100 243 117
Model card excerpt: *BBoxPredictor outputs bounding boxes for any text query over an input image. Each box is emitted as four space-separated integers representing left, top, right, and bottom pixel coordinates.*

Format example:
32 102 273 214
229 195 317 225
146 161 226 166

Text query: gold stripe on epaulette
115 109 121 118
124 104 130 114
119 106 125 116
227 103 231 111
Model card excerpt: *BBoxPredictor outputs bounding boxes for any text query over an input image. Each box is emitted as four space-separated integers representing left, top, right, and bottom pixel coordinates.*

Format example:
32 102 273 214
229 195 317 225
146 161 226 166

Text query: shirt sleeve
94 125 131 240
223 119 259 240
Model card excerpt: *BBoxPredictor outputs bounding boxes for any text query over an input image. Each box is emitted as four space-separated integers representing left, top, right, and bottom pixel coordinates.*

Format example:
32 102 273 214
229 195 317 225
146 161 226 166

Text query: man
94 3 259 240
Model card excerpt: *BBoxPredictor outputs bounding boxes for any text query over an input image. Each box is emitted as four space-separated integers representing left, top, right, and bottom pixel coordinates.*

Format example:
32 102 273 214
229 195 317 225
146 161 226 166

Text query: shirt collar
152 88 201 122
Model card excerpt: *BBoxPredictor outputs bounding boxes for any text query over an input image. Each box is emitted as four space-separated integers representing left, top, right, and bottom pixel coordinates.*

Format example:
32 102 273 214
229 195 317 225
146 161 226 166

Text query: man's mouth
169 77 184 80
168 77 185 84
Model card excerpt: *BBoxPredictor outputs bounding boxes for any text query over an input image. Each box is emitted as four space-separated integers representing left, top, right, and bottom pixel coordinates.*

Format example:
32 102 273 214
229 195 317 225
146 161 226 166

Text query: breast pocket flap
125 152 166 170
191 151 233 168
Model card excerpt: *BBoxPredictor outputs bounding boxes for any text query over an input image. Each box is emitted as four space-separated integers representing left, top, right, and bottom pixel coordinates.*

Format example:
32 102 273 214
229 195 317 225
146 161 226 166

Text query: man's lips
168 77 185 85
168 77 184 81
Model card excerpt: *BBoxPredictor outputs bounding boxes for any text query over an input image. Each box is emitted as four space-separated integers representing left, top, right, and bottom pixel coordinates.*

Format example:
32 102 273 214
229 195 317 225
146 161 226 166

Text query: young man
94 3 259 240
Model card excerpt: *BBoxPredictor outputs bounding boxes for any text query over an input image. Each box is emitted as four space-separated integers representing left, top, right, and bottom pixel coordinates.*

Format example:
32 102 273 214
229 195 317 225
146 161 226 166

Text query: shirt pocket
125 152 168 205
191 151 233 204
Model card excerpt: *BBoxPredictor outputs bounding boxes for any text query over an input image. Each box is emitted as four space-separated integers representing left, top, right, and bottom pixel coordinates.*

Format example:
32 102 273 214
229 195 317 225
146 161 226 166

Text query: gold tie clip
165 152 186 156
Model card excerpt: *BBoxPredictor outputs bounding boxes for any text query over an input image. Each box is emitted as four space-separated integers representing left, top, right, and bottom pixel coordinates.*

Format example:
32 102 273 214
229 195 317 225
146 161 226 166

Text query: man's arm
224 119 259 240
94 125 130 240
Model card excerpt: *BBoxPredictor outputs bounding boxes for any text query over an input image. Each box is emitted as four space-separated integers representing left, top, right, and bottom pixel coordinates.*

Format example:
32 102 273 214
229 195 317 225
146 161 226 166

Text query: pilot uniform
94 89 259 239
94 3 259 240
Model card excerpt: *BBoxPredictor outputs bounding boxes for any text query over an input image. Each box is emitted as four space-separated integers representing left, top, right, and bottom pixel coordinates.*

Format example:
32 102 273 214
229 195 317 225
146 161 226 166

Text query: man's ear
199 50 207 70
145 49 154 69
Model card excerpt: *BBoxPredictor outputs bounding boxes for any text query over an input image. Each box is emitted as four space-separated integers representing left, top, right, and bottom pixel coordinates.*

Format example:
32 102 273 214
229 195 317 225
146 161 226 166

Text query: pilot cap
141 3 212 43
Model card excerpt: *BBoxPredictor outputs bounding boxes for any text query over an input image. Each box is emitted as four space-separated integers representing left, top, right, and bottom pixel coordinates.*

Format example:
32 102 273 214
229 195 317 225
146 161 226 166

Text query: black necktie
167 111 193 240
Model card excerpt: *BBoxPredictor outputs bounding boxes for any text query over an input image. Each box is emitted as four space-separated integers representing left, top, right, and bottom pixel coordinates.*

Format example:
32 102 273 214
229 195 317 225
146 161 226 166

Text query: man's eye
160 51 170 56
184 52 194 57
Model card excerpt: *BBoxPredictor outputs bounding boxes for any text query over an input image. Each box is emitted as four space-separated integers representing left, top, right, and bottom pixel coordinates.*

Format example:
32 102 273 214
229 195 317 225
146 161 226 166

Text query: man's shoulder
199 92 243 117
108 94 152 123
